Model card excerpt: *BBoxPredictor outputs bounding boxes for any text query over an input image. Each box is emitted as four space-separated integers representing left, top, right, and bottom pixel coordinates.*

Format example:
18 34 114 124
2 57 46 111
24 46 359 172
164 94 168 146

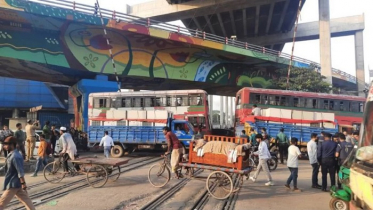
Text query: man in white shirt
249 134 274 186
59 127 79 172
99 131 114 158
307 133 321 189
251 104 261 116
285 137 302 191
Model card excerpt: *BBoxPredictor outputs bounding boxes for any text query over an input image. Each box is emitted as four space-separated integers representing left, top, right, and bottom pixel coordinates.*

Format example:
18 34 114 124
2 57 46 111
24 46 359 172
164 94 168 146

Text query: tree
272 67 332 93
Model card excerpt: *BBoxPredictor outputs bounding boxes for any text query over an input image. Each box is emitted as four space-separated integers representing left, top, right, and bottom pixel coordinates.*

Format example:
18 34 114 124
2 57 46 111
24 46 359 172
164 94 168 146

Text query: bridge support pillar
355 30 366 96
68 75 119 132
220 96 224 128
318 0 333 87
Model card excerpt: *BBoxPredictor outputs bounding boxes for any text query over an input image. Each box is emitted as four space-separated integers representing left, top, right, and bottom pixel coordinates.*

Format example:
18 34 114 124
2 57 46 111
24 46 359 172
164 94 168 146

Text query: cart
148 135 253 199
43 156 129 188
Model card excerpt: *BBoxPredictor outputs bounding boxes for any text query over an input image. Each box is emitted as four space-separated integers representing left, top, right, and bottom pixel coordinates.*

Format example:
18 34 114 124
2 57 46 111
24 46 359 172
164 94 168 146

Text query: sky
75 0 372 110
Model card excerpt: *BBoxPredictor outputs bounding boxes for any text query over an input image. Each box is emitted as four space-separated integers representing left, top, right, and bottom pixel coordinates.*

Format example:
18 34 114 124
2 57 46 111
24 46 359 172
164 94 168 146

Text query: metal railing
21 0 359 84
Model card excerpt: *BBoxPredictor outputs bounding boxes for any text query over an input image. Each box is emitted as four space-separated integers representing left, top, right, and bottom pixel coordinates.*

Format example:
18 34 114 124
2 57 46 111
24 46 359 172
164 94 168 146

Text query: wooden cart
43 156 129 188
180 135 253 199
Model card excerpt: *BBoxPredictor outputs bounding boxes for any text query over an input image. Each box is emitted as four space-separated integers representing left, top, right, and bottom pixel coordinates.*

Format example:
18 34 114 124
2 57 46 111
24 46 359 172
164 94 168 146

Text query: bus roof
237 87 366 101
89 89 207 97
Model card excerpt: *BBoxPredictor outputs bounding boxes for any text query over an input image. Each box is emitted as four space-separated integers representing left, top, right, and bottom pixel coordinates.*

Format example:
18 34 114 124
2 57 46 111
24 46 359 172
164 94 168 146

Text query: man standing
251 104 261 116
285 138 302 191
307 133 321 189
276 128 289 164
25 119 40 161
249 134 274 186
162 126 184 179
249 128 257 146
317 133 337 192
0 125 14 158
0 136 35 210
42 121 51 143
59 127 79 172
99 131 114 158
30 134 48 177
14 123 26 159
335 134 353 189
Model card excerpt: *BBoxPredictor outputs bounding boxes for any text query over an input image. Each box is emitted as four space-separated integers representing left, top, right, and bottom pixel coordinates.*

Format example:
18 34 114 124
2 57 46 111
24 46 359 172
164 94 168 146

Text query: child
285 137 302 191
31 134 48 177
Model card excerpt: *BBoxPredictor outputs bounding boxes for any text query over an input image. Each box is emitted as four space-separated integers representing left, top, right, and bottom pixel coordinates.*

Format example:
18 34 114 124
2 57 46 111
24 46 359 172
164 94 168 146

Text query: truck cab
169 119 195 148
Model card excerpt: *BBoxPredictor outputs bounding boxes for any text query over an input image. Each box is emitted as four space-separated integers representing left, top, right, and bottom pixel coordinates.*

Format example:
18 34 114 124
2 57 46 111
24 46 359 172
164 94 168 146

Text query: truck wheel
111 145 124 158
329 197 349 210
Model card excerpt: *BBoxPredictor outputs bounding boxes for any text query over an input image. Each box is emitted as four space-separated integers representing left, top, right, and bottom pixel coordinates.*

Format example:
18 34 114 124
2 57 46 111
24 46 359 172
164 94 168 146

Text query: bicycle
246 146 278 171
148 154 187 188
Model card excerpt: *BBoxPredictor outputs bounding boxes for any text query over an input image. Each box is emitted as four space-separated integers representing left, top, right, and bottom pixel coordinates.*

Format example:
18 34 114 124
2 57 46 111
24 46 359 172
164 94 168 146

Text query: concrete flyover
0 0 363 96
129 0 306 51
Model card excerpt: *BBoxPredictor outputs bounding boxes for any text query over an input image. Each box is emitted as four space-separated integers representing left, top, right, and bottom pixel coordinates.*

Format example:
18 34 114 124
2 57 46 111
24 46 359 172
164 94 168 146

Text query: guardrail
20 0 360 85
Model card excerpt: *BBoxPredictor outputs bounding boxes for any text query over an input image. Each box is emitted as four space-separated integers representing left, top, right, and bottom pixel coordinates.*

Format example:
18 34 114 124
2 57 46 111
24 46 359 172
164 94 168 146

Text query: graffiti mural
0 0 314 90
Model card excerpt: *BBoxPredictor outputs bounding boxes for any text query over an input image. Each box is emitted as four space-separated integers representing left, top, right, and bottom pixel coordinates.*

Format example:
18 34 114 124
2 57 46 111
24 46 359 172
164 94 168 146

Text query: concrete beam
276 0 290 32
243 9 247 36
266 3 275 35
204 15 216 34
355 31 365 96
217 13 227 37
244 15 365 46
229 10 237 35
254 5 260 36
129 0 284 21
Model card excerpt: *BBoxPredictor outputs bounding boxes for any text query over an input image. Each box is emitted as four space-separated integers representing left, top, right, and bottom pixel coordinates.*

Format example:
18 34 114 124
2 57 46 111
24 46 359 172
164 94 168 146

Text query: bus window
111 98 120 108
133 98 143 107
312 99 317 109
323 99 329 109
188 116 198 127
236 95 241 109
275 96 280 105
329 101 334 110
189 94 202 106
293 98 299 107
279 96 287 106
339 101 344 111
144 98 153 107
199 116 206 128
350 102 359 112
155 97 162 106
251 94 261 104
269 95 276 105
94 98 110 108
261 95 269 105
122 98 131 107
166 97 171 106
359 102 364 112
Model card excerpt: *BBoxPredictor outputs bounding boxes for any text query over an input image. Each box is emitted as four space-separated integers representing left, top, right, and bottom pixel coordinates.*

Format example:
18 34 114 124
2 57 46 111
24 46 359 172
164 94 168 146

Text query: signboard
29 105 42 112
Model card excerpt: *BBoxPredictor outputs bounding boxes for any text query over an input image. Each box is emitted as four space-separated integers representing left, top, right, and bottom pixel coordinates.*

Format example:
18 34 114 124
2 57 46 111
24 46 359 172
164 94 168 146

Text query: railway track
139 169 203 210
7 156 162 210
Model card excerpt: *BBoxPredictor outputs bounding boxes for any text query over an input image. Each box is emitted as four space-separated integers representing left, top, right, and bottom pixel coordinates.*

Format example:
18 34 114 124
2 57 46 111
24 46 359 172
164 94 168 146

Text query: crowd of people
0 120 88 210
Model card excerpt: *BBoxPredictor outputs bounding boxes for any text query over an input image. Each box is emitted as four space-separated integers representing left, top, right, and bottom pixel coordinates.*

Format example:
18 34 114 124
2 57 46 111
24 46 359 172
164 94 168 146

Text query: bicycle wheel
86 165 108 188
43 162 66 184
148 163 170 188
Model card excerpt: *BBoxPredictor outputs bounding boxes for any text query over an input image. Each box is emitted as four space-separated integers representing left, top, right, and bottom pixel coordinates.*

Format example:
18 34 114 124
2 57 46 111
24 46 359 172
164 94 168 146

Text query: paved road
0 153 332 210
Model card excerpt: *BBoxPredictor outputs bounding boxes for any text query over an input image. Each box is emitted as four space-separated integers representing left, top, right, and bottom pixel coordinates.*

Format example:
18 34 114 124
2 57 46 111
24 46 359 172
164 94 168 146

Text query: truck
88 117 195 158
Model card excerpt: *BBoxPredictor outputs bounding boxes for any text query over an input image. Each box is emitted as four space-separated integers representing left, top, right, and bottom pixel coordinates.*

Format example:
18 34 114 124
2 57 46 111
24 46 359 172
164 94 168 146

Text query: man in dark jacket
317 133 337 192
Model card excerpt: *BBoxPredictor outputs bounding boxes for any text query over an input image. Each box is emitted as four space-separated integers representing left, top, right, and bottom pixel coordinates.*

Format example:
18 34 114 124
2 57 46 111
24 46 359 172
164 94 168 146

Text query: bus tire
111 145 124 158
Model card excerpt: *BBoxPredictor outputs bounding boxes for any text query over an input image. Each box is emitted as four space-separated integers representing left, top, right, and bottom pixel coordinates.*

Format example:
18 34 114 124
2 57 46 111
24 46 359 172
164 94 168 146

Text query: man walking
31 134 48 177
50 125 58 155
99 131 114 158
0 136 35 210
307 133 321 189
317 133 337 192
163 126 184 179
25 119 40 161
285 138 302 191
249 134 274 186
335 134 353 189
276 128 289 164
14 123 26 159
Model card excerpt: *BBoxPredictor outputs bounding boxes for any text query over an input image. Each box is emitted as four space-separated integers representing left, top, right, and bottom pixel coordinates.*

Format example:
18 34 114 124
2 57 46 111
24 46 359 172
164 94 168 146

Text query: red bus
235 87 365 131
